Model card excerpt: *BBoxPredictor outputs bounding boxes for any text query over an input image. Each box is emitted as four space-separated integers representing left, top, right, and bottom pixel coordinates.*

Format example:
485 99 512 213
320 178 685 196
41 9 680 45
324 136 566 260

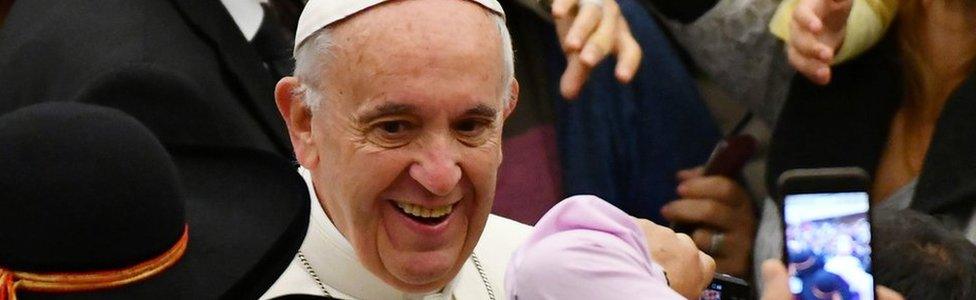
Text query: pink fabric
493 125 562 225
505 195 683 300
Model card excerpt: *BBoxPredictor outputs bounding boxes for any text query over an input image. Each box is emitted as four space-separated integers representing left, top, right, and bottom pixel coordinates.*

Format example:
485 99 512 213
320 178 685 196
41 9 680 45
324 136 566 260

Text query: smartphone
777 167 875 300
701 134 758 178
699 273 750 300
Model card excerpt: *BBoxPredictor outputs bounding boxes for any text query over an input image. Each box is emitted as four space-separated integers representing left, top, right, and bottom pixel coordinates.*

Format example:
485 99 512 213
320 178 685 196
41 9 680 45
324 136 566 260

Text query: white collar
297 168 462 300
219 0 267 41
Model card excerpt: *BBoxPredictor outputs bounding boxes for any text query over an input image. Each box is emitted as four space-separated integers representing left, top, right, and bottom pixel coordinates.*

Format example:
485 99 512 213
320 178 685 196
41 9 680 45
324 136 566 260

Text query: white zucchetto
295 0 506 52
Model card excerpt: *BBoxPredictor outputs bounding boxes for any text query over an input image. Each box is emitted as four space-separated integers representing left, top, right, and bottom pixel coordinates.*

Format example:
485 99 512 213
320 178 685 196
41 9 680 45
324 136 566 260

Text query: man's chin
379 250 466 293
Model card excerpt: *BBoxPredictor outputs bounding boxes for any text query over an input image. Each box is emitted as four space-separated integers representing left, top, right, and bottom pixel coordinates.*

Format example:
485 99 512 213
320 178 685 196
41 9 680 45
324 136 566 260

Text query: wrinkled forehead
329 0 503 64
295 0 505 52
321 0 509 103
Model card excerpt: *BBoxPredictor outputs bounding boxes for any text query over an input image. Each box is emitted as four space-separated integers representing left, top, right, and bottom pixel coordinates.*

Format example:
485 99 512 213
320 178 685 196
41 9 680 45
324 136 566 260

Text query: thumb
876 286 905 300
820 0 853 31
760 260 791 300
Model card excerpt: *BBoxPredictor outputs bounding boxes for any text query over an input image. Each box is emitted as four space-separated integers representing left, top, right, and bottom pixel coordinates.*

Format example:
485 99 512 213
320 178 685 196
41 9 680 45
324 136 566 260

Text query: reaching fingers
675 176 750 207
677 167 706 181
562 3 601 52
789 17 834 62
559 54 592 99
661 199 736 230
793 0 823 33
613 18 641 83
551 0 579 19
691 228 714 251
578 0 618 67
787 45 831 85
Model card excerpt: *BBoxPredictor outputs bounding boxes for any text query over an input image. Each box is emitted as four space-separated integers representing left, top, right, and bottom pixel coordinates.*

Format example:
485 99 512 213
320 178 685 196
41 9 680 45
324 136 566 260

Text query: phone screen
784 192 874 300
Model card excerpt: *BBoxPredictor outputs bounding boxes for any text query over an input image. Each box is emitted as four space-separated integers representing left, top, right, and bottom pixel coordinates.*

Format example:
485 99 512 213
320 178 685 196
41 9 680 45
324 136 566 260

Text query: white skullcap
295 0 506 52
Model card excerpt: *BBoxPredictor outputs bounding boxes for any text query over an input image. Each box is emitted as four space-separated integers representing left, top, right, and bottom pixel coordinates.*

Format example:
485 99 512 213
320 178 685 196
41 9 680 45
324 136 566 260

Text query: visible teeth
396 202 453 218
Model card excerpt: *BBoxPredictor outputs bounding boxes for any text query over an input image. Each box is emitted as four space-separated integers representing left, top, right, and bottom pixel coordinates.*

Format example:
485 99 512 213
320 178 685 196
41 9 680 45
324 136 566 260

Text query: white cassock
261 168 532 300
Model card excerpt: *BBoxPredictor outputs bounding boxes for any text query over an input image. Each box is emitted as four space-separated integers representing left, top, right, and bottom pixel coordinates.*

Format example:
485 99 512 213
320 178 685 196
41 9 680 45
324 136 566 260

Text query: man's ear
275 77 318 168
502 79 519 120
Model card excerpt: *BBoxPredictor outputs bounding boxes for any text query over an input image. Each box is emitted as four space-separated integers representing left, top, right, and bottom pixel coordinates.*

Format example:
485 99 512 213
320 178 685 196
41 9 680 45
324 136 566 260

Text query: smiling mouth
393 201 454 225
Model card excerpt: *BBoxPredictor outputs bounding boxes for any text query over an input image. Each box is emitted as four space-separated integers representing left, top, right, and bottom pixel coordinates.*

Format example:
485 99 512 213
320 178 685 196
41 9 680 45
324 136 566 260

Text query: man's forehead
354 101 499 123
295 0 505 52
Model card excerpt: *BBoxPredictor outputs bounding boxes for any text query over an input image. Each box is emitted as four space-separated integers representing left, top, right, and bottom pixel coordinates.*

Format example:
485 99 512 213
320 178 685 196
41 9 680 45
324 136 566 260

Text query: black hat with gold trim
0 102 309 299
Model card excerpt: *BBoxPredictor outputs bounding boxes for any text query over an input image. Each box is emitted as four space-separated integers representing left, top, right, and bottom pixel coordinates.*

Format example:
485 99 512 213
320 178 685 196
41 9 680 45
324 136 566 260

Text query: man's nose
409 142 462 197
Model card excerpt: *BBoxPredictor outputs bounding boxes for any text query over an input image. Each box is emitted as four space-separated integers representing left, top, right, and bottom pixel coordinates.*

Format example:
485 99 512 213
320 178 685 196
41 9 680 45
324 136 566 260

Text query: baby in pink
505 195 684 299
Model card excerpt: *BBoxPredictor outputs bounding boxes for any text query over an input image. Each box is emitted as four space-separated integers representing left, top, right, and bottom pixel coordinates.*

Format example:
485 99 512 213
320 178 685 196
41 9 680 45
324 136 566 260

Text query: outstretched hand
552 0 642 99
787 0 853 85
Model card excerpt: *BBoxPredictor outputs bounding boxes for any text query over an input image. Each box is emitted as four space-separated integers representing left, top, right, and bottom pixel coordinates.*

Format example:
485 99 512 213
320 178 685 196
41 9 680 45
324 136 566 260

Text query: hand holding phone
778 167 876 300
664 114 759 277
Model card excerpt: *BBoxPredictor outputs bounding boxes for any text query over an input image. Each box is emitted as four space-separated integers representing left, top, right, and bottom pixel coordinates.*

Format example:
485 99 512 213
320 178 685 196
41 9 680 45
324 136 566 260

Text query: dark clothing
492 0 720 224
638 0 719 23
0 0 292 157
767 34 976 228
552 0 720 224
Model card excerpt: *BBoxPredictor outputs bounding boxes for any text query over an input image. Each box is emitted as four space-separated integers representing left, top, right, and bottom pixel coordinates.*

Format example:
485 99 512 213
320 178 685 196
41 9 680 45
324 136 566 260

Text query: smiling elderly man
260 0 528 298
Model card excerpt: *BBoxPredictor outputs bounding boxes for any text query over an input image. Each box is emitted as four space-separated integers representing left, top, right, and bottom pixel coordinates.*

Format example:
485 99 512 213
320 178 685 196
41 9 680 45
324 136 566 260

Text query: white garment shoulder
463 215 532 300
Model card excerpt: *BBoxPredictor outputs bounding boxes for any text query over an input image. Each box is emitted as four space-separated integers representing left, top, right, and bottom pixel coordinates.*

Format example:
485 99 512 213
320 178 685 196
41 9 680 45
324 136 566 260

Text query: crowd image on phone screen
785 192 874 300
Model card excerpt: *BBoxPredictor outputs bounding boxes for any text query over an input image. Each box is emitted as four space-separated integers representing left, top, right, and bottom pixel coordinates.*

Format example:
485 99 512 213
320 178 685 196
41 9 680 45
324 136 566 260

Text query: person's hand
661 167 755 277
552 0 642 100
760 260 905 300
787 0 853 85
634 218 715 299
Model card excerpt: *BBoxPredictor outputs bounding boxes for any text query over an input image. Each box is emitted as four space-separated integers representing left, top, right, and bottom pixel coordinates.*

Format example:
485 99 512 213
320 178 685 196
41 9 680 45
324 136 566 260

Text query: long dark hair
896 0 976 109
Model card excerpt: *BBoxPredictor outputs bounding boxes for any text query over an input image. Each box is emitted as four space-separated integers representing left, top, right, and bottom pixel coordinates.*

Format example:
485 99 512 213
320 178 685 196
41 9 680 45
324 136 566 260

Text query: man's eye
368 120 415 147
456 120 477 132
379 121 407 134
454 119 492 145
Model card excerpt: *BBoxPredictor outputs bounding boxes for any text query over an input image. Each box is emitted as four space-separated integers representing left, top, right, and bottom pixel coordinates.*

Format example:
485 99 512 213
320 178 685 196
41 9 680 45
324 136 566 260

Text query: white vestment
261 169 532 299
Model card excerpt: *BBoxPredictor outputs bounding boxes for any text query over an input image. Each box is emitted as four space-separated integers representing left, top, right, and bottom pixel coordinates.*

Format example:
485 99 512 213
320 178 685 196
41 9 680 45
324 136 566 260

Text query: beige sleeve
769 0 898 64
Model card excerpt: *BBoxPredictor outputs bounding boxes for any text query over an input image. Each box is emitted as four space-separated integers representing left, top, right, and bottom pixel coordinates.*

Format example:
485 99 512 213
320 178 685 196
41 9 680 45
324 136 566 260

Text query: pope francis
261 0 530 298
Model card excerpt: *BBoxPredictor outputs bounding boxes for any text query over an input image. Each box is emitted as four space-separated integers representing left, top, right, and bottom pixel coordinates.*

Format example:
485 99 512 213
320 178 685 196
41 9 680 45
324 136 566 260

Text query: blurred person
0 0 305 157
262 0 532 298
660 0 899 275
788 248 829 298
823 234 872 297
656 0 896 121
765 209 976 299
663 0 976 283
0 102 309 299
493 0 722 225
803 271 854 300
873 209 976 299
